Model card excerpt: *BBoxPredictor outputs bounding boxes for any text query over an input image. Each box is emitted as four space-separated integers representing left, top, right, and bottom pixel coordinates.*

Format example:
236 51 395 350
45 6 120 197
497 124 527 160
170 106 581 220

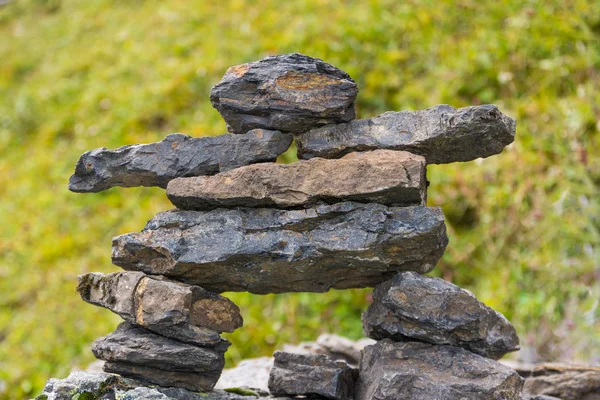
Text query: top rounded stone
210 53 358 134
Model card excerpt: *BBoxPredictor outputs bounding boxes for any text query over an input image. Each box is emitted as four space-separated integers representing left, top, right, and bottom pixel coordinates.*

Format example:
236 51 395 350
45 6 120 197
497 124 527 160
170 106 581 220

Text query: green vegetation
1 0 599 399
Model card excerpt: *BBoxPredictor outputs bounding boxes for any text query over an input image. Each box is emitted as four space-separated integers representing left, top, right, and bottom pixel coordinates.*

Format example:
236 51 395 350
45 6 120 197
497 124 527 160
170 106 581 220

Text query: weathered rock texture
167 150 426 210
283 333 376 366
355 340 524 400
521 363 600 400
268 351 357 400
68 130 292 193
78 272 242 346
210 53 358 134
296 104 516 164
362 272 520 360
112 202 448 294
92 322 227 392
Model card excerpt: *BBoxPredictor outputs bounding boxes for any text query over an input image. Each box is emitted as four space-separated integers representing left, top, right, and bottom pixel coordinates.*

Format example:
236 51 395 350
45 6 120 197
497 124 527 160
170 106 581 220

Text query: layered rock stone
362 272 519 360
521 363 600 400
210 53 358 134
167 150 426 210
78 272 242 346
268 351 357 400
295 104 516 164
112 202 448 294
355 339 524 400
68 130 292 193
92 322 227 392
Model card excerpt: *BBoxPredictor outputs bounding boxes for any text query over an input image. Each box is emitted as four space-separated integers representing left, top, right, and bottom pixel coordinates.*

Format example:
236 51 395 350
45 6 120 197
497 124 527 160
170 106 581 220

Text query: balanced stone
112 202 448 294
92 322 227 392
68 130 292 193
78 272 242 346
167 150 426 210
210 53 358 134
268 351 357 400
295 104 516 164
362 272 519 360
355 340 524 400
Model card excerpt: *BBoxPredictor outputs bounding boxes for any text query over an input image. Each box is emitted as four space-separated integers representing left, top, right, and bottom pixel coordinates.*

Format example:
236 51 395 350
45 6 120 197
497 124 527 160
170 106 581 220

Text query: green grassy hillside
1 0 599 398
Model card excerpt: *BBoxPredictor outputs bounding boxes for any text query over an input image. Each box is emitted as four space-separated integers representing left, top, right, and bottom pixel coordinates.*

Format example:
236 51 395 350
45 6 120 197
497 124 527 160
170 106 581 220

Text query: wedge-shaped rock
362 272 519 360
210 53 358 134
92 322 227 392
167 150 426 210
77 272 242 346
68 130 292 193
268 352 357 400
355 340 524 400
112 202 448 294
296 104 516 164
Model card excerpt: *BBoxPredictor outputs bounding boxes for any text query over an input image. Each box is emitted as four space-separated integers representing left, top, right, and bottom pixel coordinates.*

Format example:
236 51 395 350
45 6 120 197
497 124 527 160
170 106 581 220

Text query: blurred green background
1 0 599 398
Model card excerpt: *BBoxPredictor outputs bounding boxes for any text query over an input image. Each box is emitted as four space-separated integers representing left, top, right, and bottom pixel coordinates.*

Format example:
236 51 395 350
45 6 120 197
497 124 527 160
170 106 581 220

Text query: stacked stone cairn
67 53 523 399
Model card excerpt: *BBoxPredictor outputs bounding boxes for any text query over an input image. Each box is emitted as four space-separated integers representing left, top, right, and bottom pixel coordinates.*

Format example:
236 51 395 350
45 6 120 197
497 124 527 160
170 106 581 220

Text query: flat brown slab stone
167 150 426 210
210 53 358 134
522 363 600 400
295 104 516 164
111 202 448 294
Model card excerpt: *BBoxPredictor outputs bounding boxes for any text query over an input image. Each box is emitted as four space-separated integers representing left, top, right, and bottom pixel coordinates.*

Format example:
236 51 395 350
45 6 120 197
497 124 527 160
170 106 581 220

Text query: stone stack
64 53 521 399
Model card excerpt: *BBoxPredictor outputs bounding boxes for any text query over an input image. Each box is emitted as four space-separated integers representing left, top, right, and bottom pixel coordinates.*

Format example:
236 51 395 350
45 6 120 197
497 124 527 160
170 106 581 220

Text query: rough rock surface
78 272 242 346
210 53 358 134
362 271 520 359
295 104 516 164
283 333 376 366
355 340 524 400
92 322 227 392
521 363 600 400
68 130 292 193
36 371 291 400
112 202 448 294
167 150 426 210
268 351 357 400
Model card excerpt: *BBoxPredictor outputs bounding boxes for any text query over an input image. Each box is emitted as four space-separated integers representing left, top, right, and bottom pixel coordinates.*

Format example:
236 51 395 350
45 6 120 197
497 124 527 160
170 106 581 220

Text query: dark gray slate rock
522 363 600 400
210 53 358 134
268 351 357 400
362 271 520 360
78 272 242 346
355 340 524 400
295 104 516 164
112 202 448 294
167 150 426 210
92 322 227 392
68 130 292 193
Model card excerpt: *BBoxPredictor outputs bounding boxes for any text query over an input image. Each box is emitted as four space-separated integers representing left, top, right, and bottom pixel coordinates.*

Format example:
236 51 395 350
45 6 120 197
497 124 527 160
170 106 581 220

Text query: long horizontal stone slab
68 130 292 193
167 150 426 210
112 202 448 294
295 104 516 164
210 53 358 134
362 272 520 360
77 272 243 346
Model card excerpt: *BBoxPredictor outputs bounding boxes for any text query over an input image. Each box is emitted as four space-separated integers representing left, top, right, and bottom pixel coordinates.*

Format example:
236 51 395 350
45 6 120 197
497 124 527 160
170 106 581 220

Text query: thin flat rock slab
68 130 292 193
355 340 524 400
112 202 448 294
210 53 358 134
362 271 520 360
522 363 600 400
78 272 242 346
295 104 516 164
167 150 426 210
268 351 357 400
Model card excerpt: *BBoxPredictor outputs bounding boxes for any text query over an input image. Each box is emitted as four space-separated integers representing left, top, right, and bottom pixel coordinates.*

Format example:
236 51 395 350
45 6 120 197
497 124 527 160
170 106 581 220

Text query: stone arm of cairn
57 52 523 399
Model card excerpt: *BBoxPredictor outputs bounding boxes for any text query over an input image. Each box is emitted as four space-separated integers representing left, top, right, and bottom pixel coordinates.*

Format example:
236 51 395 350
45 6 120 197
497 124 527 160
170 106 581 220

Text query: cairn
60 53 522 399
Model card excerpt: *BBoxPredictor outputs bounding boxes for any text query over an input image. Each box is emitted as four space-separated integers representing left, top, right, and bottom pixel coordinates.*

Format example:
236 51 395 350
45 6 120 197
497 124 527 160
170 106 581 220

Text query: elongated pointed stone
295 104 516 164
355 340 524 400
92 322 227 392
167 150 426 210
362 272 520 360
68 130 292 193
111 202 448 294
210 53 358 134
77 272 242 346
